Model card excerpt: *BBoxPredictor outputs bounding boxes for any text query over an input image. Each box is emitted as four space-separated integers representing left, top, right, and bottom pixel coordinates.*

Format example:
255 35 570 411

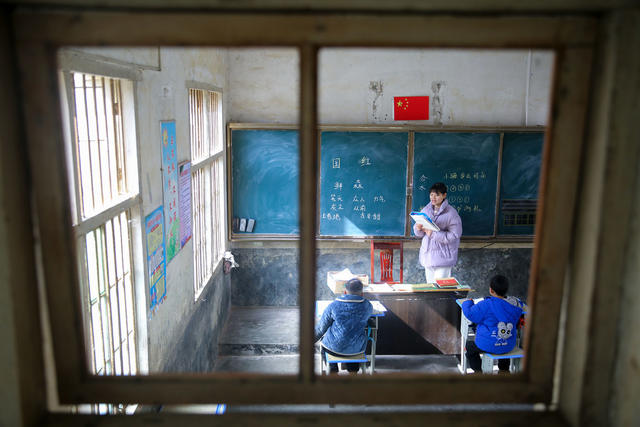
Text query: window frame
56 52 150 382
187 84 226 301
16 10 595 406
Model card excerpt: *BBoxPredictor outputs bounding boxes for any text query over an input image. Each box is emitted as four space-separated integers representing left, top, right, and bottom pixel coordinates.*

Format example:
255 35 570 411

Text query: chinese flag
394 96 429 120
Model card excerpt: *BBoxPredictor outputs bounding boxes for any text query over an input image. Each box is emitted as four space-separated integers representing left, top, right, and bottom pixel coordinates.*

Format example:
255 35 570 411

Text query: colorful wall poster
161 121 180 262
145 206 166 315
178 161 192 248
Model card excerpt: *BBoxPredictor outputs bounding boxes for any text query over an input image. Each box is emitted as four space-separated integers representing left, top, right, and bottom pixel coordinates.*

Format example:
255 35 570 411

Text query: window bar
93 76 113 203
189 89 194 160
211 162 218 264
92 228 109 375
122 211 137 374
99 221 115 375
193 172 200 293
104 77 117 200
85 233 102 376
88 75 105 209
108 216 126 375
105 218 122 375
117 211 134 375
194 171 200 292
100 76 116 201
112 79 127 194
78 74 96 215
117 213 132 375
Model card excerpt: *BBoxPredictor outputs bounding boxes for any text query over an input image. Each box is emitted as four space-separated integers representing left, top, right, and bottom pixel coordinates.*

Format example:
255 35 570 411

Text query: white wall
227 48 553 126
227 48 299 124
135 47 229 371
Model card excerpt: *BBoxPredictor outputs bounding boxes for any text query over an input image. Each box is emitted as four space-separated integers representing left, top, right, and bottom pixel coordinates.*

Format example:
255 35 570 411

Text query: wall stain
369 80 384 121
431 80 446 125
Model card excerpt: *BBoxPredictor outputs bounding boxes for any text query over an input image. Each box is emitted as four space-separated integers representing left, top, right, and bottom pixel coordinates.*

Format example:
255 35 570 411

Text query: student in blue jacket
462 275 524 373
315 278 373 374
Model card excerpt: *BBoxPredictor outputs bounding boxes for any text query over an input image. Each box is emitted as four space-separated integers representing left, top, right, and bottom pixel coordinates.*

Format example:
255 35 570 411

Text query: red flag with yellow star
393 96 429 120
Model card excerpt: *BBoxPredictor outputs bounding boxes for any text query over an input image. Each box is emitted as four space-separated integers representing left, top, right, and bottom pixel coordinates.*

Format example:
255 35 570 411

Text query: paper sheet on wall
161 121 180 262
145 206 166 315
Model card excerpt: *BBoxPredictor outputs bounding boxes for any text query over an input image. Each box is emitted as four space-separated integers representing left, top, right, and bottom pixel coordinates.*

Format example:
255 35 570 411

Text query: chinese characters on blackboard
416 171 488 214
322 155 386 223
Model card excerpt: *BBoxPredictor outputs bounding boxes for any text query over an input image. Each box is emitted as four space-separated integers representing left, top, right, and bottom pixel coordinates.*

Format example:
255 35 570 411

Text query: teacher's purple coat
413 199 462 268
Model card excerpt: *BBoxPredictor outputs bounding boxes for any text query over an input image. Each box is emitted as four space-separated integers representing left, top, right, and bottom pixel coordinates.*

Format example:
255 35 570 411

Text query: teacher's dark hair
430 182 448 194
345 278 364 294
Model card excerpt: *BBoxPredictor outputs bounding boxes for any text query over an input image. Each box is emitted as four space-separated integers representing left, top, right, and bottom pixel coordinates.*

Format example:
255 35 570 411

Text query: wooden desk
325 281 471 355
368 288 471 355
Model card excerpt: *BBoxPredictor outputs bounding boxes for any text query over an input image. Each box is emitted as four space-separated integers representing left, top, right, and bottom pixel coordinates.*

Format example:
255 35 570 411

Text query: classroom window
72 74 130 218
189 88 225 299
62 71 141 412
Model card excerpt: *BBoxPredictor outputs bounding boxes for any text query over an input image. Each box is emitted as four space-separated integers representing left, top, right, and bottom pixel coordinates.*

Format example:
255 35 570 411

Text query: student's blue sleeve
314 304 334 342
461 299 485 324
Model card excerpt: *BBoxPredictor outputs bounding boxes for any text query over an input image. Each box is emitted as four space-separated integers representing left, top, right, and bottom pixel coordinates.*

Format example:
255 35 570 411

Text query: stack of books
435 277 460 288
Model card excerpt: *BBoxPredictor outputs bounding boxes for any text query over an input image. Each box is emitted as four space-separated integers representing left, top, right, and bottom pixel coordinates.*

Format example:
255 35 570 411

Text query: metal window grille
84 211 137 376
67 72 140 414
189 88 224 299
72 73 128 218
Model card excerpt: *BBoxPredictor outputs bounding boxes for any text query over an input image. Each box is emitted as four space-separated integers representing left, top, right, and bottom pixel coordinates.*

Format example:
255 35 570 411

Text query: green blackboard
498 132 543 235
231 129 299 234
412 132 500 236
230 127 543 238
319 132 409 236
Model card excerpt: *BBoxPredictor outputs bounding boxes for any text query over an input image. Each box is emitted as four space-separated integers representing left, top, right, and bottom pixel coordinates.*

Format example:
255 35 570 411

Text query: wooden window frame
15 10 595 407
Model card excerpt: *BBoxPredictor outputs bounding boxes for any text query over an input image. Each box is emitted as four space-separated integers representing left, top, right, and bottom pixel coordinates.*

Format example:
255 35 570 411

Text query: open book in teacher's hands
410 211 440 232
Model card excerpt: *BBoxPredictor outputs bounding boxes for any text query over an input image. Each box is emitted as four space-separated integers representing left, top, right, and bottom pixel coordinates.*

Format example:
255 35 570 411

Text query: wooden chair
370 241 403 284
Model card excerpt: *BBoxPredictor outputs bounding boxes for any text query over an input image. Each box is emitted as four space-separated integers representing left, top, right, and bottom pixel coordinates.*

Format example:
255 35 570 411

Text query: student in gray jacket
315 278 373 373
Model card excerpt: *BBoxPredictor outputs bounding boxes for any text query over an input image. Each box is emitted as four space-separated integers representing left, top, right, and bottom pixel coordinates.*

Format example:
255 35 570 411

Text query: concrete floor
157 306 535 415
215 306 462 375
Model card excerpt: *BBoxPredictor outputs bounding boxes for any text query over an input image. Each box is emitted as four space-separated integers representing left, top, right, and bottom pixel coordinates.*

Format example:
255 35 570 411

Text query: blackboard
412 132 500 236
319 132 409 236
498 132 544 235
231 129 299 234
230 127 543 238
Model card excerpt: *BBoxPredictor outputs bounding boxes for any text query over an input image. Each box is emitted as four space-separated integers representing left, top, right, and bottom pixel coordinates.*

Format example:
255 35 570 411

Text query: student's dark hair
345 278 364 293
429 182 447 194
490 274 509 297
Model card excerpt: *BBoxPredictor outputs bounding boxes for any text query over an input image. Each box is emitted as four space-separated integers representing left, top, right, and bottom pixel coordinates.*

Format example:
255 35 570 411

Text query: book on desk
435 277 460 288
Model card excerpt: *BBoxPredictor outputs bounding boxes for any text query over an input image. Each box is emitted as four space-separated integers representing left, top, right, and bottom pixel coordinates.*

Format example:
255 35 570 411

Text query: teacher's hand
416 224 424 232
425 229 433 237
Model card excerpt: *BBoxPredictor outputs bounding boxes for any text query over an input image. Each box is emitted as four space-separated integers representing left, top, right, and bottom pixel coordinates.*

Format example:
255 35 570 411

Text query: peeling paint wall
227 48 299 124
228 48 553 126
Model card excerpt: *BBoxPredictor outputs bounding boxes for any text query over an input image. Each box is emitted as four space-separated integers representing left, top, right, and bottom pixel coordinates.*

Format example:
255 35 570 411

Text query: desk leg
371 317 378 374
460 313 469 374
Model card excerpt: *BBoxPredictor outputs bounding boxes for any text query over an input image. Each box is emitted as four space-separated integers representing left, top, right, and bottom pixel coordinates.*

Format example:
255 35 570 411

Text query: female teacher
413 182 463 283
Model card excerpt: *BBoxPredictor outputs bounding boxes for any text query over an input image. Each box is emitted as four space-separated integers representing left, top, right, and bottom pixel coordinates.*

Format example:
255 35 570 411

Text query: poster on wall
178 161 192 248
161 121 180 262
145 206 167 315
